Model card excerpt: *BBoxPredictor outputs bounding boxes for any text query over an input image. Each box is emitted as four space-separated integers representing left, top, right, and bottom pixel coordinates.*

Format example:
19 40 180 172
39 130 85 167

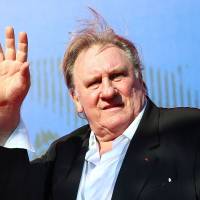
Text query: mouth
102 103 124 110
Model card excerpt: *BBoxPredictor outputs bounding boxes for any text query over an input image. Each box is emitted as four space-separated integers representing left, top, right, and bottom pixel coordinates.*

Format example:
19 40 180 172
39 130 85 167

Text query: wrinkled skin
71 44 146 146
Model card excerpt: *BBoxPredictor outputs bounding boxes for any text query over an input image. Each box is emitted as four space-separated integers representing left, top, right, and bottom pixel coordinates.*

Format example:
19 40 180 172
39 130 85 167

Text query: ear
69 89 84 113
138 72 147 94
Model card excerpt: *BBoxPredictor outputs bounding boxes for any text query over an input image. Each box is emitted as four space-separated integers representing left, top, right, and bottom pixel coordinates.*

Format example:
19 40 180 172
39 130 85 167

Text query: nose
100 78 117 99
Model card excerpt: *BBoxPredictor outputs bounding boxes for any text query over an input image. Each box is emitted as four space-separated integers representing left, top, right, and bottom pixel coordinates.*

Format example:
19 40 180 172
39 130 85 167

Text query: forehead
74 44 132 74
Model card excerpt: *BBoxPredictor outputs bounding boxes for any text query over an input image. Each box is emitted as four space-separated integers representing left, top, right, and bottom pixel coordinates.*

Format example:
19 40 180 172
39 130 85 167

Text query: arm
0 27 30 145
0 28 53 200
4 118 34 151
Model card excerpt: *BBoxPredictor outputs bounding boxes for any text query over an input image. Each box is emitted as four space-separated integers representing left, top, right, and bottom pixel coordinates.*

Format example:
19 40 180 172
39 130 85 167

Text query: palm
0 27 30 107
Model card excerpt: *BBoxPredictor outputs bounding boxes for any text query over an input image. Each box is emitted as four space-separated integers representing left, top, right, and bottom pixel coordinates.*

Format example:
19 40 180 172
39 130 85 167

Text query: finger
20 62 30 77
16 32 28 63
5 26 16 60
0 43 4 61
20 62 31 88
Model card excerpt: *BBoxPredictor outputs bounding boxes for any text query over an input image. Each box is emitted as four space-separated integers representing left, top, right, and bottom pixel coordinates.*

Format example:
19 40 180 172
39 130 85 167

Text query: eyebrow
109 66 128 73
84 75 101 87
84 66 129 86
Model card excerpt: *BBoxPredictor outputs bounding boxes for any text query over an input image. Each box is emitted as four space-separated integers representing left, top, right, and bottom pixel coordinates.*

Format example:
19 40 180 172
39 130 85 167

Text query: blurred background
0 0 199 157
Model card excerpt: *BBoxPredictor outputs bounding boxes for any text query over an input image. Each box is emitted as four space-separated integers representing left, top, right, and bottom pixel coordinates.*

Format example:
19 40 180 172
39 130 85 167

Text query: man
0 12 200 200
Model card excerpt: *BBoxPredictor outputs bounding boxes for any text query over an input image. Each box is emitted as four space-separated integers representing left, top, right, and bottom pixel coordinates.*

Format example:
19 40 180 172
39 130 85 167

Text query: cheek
116 80 135 96
79 89 100 108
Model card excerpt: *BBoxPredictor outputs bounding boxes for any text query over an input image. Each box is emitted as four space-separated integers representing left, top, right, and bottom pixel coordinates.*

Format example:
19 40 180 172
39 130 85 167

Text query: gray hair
62 8 146 91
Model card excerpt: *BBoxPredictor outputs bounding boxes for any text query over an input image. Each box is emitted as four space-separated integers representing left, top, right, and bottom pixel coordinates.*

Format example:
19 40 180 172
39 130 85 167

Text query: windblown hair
62 8 146 91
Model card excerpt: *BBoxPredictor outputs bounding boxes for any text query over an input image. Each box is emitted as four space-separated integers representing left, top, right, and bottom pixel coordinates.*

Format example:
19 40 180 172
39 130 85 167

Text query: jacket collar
52 98 160 200
52 125 90 200
111 98 160 200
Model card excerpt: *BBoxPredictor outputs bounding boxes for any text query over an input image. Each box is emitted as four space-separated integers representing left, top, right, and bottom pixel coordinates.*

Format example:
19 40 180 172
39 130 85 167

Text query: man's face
71 44 145 140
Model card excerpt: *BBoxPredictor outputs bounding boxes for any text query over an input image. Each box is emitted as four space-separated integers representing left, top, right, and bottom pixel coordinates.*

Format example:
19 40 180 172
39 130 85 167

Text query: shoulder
158 107 200 144
51 124 90 145
159 107 200 126
146 98 200 129
34 124 90 163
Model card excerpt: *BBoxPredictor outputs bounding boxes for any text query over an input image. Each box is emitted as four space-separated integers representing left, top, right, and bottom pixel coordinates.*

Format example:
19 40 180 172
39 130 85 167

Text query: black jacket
0 99 200 200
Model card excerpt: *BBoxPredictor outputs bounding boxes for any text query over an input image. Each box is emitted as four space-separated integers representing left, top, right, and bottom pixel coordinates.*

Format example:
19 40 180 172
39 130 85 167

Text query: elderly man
0 13 200 200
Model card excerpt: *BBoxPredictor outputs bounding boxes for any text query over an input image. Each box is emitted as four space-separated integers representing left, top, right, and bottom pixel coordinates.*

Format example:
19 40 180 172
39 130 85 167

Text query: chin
102 116 131 133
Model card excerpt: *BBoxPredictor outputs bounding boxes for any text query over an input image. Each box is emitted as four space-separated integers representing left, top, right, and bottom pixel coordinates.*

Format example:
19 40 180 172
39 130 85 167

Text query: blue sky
1 0 199 86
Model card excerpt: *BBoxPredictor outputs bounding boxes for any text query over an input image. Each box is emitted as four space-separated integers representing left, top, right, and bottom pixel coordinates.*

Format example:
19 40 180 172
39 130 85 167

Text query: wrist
0 105 20 144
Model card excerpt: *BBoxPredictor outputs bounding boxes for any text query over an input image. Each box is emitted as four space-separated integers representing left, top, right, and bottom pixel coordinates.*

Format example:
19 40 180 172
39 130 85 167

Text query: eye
87 79 101 89
110 72 126 81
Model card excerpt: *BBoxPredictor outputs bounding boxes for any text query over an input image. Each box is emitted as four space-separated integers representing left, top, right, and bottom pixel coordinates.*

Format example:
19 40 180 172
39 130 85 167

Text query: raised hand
0 27 30 144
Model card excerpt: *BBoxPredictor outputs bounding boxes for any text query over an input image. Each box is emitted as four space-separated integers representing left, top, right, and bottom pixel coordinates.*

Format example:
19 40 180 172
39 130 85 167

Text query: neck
97 139 113 156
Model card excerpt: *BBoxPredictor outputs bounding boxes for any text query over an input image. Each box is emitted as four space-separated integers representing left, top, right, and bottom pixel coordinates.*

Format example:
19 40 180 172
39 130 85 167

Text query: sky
1 0 199 86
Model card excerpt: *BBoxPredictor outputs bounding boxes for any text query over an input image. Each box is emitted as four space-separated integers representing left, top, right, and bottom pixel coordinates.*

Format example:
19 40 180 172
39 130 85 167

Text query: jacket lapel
52 126 90 200
111 99 160 200
52 99 160 200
